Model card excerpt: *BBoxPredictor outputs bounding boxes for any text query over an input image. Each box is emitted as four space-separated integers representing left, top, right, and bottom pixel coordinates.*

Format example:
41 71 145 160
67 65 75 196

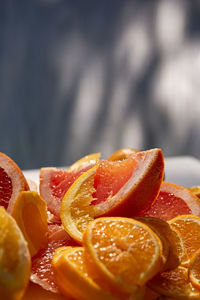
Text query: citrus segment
61 149 164 242
94 149 164 216
140 182 200 221
0 152 29 213
189 249 200 289
11 191 48 257
52 246 118 300
61 165 98 243
83 217 163 296
108 148 139 162
135 217 185 270
0 207 30 300
149 266 200 299
30 224 77 293
92 155 140 205
40 153 100 216
169 215 200 262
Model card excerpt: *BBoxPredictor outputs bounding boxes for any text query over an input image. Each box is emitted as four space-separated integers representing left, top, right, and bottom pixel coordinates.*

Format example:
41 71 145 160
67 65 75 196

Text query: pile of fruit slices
1 149 200 299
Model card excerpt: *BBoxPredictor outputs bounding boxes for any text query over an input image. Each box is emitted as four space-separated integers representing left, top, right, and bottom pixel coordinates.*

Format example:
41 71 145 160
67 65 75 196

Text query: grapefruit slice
30 224 77 293
0 152 29 213
40 153 100 216
61 149 164 242
140 181 200 221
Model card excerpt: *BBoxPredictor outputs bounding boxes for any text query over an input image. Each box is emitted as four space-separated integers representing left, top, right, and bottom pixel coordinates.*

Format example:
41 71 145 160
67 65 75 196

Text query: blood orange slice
0 152 29 213
40 153 100 216
61 148 164 243
139 182 200 221
31 224 77 293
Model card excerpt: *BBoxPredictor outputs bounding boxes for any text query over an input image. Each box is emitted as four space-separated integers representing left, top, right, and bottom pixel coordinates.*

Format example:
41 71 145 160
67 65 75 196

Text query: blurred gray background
1 0 200 169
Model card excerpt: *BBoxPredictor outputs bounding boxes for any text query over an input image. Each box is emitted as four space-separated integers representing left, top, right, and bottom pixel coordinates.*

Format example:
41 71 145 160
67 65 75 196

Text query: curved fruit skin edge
0 152 30 213
60 165 98 244
161 182 200 217
11 191 48 257
95 148 165 217
52 246 118 300
108 148 139 161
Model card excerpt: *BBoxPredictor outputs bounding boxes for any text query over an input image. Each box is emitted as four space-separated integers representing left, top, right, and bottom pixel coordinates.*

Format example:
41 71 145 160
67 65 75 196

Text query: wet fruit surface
31 225 77 293
92 156 139 205
143 191 192 221
50 167 91 200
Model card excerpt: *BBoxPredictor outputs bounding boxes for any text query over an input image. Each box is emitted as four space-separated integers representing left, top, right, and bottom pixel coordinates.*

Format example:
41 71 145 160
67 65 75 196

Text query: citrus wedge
0 207 30 300
0 152 29 212
61 149 164 243
40 153 100 216
83 217 163 296
61 165 98 243
11 191 48 257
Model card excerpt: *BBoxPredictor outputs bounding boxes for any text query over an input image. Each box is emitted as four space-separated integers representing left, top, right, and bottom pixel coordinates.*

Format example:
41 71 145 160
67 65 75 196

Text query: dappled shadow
1 0 200 168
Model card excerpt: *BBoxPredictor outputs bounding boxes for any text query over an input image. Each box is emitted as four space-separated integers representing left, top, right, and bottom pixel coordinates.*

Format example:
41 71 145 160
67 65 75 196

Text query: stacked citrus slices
1 149 200 299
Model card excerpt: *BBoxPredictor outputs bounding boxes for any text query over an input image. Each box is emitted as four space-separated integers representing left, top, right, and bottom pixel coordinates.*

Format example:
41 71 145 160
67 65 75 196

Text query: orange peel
11 191 48 257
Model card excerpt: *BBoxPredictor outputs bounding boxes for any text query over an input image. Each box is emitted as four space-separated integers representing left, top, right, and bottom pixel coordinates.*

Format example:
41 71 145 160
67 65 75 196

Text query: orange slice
11 191 48 257
108 148 139 161
0 207 30 299
83 217 163 296
136 218 170 271
149 266 200 299
52 246 118 300
136 217 186 270
0 152 29 213
189 249 200 289
168 215 200 263
61 149 164 243
60 165 98 243
52 246 145 300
